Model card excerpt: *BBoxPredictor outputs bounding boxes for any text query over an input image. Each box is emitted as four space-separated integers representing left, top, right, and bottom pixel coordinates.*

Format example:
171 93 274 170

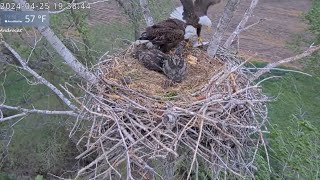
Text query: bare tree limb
139 0 154 27
246 67 312 77
241 18 266 32
207 0 241 57
0 113 26 122
2 41 78 111
0 104 78 122
252 45 320 80
36 26 98 83
12 0 98 84
224 0 259 49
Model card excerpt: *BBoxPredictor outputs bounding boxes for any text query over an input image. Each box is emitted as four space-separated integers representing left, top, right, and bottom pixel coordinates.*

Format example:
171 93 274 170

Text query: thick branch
224 0 259 49
36 26 98 83
12 0 98 84
0 104 78 122
139 0 154 27
2 41 78 111
252 45 320 80
207 0 240 57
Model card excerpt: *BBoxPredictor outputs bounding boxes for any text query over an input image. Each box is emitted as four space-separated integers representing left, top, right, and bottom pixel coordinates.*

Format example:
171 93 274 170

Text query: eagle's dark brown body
139 19 187 53
133 44 187 83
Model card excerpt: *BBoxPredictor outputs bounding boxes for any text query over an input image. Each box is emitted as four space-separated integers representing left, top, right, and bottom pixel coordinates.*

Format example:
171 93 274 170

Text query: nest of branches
74 45 269 179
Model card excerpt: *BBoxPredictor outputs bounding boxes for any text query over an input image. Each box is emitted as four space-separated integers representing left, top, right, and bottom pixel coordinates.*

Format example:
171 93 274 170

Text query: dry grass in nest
103 47 224 98
74 46 269 180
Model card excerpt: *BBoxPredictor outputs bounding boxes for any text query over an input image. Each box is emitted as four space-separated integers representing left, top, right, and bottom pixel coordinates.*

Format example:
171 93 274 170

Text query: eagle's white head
184 25 197 39
198 16 212 28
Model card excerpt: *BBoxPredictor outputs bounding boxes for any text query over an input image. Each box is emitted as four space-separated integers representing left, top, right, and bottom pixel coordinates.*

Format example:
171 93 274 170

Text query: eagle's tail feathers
170 6 185 22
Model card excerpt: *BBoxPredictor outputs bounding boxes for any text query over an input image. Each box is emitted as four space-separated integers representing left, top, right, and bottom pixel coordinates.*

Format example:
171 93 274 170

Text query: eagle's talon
198 37 204 45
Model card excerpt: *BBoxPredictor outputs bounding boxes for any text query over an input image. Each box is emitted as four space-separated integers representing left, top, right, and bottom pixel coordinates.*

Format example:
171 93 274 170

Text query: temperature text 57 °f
25 15 47 23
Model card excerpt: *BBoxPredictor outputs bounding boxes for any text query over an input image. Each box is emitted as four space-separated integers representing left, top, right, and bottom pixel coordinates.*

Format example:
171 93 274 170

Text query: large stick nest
75 45 269 179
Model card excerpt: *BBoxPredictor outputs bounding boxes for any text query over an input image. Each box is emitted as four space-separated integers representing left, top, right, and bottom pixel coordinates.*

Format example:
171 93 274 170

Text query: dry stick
224 0 259 49
12 0 98 84
241 18 266 32
246 67 312 77
109 112 134 180
139 0 154 27
252 45 320 81
0 113 26 122
0 105 78 122
2 41 78 111
207 0 240 57
260 131 271 172
186 116 204 180
76 142 123 177
99 139 122 178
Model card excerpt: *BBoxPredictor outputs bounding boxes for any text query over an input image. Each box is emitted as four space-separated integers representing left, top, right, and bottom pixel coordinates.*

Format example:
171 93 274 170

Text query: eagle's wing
194 0 221 16
147 19 185 45
141 19 185 52
155 19 185 31
180 0 199 26
152 28 185 52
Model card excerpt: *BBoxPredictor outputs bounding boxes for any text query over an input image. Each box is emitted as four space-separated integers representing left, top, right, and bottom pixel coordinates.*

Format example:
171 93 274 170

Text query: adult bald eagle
139 18 195 53
170 0 221 44
139 0 221 52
